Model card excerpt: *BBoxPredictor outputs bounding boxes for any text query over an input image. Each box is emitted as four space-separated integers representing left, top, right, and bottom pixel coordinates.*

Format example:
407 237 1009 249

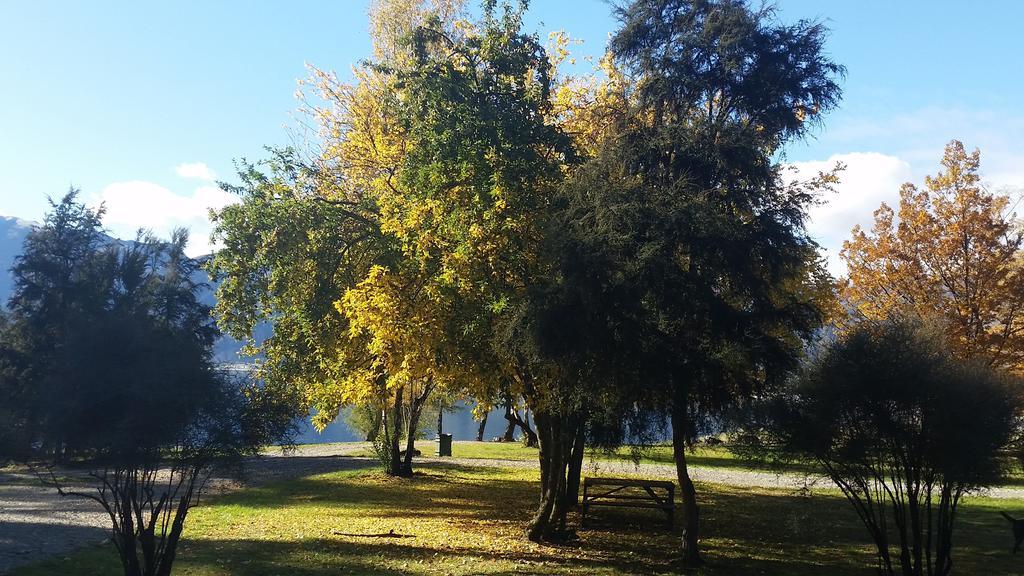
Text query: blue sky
1 1 1022 269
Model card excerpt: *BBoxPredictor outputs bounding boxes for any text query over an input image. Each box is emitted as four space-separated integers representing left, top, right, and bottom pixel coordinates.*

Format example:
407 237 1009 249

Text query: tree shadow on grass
211 462 1024 575
0 520 109 575
236 454 379 487
693 486 1024 575
211 460 530 517
177 537 628 576
18 461 1024 576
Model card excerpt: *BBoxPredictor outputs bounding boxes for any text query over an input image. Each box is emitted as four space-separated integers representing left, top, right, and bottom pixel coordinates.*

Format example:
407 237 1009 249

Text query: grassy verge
15 460 1024 575
345 440 1024 486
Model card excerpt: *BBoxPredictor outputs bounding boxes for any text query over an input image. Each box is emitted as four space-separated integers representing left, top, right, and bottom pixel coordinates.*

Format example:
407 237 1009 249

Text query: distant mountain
0 216 34 300
0 216 508 444
0 216 251 363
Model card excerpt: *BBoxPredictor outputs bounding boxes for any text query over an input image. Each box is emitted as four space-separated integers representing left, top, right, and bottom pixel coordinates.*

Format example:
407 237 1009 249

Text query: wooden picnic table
581 477 675 529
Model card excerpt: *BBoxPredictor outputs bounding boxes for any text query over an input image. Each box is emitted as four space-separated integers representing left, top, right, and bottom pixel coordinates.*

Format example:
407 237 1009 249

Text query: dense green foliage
762 319 1022 576
0 191 295 576
209 151 387 430
208 0 847 553
495 0 846 560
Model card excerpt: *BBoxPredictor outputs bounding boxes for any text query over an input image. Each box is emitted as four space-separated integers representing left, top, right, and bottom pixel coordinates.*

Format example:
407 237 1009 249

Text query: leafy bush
0 192 297 576
760 319 1021 576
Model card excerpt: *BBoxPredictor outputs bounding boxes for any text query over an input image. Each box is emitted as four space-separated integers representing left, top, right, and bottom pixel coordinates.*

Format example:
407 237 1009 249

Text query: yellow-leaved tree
210 0 475 478
841 140 1024 369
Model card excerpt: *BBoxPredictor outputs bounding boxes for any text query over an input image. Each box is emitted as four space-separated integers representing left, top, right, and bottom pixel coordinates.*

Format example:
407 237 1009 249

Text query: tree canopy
761 318 1021 576
842 140 1024 370
0 191 295 576
209 0 844 555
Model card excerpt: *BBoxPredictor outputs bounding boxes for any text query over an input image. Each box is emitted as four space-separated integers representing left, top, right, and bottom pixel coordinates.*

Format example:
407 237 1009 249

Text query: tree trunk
505 397 538 447
671 401 703 567
154 468 198 576
564 420 586 509
527 407 576 542
476 412 488 442
934 485 958 576
502 400 517 442
516 411 539 448
401 425 417 477
387 387 404 476
400 380 434 477
365 407 382 442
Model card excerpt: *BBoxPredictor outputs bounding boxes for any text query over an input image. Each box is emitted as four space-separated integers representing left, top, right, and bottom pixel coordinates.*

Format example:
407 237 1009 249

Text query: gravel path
0 444 372 575
3 442 1023 573
0 475 110 574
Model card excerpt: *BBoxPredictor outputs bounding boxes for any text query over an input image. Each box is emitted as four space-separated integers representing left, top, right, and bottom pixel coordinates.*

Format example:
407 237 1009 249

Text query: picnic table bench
581 477 675 529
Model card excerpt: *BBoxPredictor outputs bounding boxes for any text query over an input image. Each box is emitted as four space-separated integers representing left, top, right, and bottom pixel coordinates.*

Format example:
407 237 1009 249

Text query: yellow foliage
547 31 627 158
287 1 499 422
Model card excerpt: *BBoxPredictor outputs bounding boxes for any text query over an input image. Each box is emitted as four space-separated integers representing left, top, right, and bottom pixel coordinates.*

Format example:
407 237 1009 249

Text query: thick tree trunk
671 401 703 566
564 421 586 509
527 407 576 542
528 408 559 540
476 412 488 442
399 380 434 476
401 426 417 477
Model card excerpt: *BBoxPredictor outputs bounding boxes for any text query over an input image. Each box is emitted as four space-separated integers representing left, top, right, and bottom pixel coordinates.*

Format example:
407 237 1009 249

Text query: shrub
762 319 1021 576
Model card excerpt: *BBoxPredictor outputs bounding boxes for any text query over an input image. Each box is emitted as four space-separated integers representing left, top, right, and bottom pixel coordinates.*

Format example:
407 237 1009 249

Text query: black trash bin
437 433 453 457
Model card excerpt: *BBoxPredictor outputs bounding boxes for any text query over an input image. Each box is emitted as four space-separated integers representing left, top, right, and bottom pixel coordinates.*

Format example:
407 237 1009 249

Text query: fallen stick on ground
331 529 413 538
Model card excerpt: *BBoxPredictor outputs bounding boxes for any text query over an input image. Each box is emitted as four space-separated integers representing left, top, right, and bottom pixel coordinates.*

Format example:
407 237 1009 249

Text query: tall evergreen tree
554 0 845 563
5 190 110 455
1 193 295 576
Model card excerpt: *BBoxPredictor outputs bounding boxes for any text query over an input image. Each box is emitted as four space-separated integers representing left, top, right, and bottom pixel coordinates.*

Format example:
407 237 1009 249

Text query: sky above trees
1 0 1022 266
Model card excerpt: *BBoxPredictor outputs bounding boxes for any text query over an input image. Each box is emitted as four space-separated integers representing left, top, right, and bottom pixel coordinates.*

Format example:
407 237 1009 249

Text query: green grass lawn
349 440 1024 486
15 459 1024 575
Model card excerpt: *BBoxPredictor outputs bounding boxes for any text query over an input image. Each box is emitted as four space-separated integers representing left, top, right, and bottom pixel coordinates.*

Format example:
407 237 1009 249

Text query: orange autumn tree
841 140 1024 369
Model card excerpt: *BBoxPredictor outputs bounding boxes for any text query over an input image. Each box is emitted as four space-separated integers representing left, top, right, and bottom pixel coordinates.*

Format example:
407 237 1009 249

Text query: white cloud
793 147 1024 277
175 162 217 181
790 152 912 276
90 181 238 257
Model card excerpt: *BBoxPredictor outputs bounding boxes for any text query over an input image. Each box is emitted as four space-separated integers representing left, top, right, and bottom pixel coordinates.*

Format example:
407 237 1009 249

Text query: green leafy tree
209 1 477 478
1 194 295 576
761 319 1021 576
555 0 844 563
382 0 593 540
208 151 400 467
